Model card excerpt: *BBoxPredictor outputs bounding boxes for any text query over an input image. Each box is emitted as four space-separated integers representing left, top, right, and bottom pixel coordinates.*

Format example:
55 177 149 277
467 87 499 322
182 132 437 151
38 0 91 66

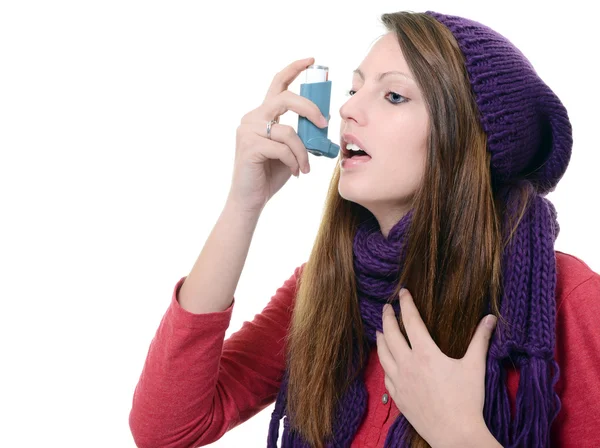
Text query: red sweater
129 251 600 448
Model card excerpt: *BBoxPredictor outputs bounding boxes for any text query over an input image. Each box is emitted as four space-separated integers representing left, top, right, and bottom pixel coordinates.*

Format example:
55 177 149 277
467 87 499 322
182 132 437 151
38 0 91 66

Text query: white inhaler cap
305 64 329 84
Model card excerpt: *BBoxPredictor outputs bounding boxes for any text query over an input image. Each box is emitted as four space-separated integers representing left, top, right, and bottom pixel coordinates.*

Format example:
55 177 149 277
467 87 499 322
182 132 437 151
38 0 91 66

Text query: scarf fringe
509 357 561 448
484 356 511 446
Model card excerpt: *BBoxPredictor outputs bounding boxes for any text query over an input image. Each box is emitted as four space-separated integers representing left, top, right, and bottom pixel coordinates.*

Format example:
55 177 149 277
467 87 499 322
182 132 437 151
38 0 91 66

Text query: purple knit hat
423 11 573 194
266 10 573 448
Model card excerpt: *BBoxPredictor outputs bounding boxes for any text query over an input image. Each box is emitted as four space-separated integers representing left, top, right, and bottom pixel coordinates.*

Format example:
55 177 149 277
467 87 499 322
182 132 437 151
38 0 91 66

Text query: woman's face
338 32 429 236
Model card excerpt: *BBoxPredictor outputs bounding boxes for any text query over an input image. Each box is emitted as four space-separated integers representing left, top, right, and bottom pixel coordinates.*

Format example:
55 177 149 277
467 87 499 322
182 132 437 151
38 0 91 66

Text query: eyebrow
352 68 414 83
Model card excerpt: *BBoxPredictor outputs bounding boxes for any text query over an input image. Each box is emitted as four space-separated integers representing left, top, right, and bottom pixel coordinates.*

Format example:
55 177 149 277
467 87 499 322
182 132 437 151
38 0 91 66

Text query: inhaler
297 65 340 158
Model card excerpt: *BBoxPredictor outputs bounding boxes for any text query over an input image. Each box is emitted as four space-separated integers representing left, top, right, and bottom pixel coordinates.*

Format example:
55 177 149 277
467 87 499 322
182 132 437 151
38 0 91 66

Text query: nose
339 91 365 126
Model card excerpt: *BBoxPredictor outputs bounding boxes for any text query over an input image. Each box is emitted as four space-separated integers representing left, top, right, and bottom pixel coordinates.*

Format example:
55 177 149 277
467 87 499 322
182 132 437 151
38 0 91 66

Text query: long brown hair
284 11 529 448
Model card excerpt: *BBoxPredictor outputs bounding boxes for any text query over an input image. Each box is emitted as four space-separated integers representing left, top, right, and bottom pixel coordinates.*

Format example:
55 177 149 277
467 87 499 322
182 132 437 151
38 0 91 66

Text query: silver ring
266 120 277 139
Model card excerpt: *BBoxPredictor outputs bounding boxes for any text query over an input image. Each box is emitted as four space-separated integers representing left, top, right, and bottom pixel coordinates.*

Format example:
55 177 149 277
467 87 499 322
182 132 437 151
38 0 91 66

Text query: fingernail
383 304 391 313
320 116 328 127
484 315 497 329
304 163 310 174
399 288 407 297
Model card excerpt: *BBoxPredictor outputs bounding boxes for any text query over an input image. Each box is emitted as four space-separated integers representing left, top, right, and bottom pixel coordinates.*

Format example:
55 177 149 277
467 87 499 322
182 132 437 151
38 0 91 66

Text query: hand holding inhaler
227 57 338 214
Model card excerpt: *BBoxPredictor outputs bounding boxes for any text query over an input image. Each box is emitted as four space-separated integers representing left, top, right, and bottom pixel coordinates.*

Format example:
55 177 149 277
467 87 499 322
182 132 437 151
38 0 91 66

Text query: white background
1 0 598 447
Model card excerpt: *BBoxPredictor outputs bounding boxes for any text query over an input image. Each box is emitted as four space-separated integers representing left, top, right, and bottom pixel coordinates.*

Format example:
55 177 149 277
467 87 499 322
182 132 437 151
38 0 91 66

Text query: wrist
460 421 501 448
224 196 264 219
433 419 501 448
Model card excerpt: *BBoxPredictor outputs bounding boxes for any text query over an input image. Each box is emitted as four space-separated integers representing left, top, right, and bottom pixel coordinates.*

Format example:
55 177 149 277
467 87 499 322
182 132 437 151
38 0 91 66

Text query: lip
341 133 371 159
341 155 371 170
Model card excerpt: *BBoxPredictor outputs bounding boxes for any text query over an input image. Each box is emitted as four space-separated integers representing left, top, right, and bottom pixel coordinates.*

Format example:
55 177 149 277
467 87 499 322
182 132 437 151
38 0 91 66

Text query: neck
368 206 412 239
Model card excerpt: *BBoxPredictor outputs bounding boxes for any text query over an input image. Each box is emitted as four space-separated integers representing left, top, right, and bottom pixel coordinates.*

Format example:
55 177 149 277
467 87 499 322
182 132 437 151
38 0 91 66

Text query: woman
129 10 600 448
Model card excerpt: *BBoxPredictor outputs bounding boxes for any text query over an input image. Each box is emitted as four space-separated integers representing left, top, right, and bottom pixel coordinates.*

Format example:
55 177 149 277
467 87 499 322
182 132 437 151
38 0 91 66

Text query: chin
338 178 373 206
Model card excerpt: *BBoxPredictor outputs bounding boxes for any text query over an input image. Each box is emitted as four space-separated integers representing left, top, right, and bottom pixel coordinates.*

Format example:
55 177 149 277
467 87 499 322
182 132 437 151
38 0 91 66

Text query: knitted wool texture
267 10 572 448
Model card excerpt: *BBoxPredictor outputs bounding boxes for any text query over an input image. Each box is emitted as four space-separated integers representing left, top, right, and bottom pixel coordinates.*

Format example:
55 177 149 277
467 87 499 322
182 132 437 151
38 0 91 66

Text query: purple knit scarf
267 185 561 447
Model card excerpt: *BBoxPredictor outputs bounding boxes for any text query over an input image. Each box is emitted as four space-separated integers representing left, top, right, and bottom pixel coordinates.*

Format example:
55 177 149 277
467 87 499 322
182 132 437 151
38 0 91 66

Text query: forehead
356 32 410 75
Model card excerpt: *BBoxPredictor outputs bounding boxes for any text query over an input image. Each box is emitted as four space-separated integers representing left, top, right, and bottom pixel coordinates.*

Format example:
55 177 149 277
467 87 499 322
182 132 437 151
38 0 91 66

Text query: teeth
347 143 365 152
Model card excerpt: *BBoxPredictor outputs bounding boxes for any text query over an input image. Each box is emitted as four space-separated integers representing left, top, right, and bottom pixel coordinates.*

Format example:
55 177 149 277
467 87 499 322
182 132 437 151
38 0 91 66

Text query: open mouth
342 142 371 159
341 140 372 169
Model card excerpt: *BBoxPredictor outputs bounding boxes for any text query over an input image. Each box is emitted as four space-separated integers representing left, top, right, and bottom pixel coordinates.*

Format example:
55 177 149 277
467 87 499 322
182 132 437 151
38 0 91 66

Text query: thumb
464 315 497 365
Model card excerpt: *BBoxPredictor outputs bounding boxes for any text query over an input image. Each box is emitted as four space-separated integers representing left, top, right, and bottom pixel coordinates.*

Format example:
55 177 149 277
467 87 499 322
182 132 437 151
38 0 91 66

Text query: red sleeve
129 265 303 448
551 263 600 446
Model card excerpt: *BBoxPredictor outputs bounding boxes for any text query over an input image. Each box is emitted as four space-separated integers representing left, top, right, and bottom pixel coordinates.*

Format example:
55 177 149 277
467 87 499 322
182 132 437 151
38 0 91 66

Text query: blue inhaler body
297 65 340 158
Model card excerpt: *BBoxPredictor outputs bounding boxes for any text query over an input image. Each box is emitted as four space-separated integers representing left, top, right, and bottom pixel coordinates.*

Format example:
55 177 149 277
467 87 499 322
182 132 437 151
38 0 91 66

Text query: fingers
237 124 308 176
381 303 411 362
266 90 328 129
266 122 310 174
253 135 300 177
463 314 497 367
398 289 439 354
243 89 328 130
264 57 315 101
383 371 396 398
239 122 309 174
376 330 400 375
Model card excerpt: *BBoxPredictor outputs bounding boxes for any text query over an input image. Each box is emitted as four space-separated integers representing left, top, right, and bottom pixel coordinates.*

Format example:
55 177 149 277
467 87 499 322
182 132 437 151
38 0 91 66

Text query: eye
385 91 407 105
345 89 408 105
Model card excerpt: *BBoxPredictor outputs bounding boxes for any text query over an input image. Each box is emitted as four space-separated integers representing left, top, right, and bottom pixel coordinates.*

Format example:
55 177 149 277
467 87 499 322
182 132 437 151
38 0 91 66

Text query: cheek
377 135 427 176
373 136 427 194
